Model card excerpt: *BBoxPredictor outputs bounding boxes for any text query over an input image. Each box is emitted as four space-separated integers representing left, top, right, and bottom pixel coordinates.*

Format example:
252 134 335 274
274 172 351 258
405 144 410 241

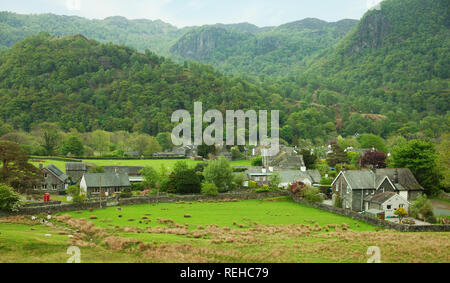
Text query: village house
278 169 322 188
331 168 424 212
103 166 145 183
80 173 131 197
364 192 410 219
35 164 70 193
65 162 89 183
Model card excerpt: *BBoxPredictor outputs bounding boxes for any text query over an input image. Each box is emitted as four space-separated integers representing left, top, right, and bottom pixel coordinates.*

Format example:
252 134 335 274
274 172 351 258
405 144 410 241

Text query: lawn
1 197 448 263
30 158 251 172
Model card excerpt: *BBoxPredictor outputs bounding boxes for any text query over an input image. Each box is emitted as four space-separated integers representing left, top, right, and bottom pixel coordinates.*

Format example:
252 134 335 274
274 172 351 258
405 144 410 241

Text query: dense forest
0 12 356 77
0 0 448 150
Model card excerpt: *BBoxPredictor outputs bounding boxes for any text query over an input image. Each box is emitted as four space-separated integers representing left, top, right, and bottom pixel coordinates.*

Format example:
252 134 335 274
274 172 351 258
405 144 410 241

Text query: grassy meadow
1 197 448 263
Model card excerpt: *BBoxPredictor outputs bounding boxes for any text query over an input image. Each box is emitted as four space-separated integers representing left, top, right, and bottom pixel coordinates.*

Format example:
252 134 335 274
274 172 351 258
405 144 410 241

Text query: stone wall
290 194 450 233
0 191 288 217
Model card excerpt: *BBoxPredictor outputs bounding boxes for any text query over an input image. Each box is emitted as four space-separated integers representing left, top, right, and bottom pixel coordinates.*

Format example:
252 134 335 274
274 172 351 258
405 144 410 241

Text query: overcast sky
1 0 384 27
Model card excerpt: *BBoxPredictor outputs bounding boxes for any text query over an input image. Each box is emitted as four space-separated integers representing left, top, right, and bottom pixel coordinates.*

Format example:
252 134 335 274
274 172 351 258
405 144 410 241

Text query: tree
198 144 216 159
251 156 263 166
394 207 408 224
437 133 450 191
174 168 201 195
410 194 436 223
300 149 317 169
130 134 161 156
390 140 442 195
0 184 22 212
326 143 348 167
358 134 388 153
233 173 247 189
203 156 234 192
360 150 387 168
140 166 160 189
66 185 85 203
0 141 41 191
269 172 282 190
91 130 110 156
201 183 219 196
62 135 84 157
89 166 105 173
156 132 172 151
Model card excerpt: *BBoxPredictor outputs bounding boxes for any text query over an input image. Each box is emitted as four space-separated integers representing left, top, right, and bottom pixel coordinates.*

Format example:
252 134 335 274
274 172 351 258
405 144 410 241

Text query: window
33 185 37 190
255 177 260 182
42 184 47 190
399 204 404 208
52 185 57 190
114 188 121 193
387 205 392 210
44 173 48 179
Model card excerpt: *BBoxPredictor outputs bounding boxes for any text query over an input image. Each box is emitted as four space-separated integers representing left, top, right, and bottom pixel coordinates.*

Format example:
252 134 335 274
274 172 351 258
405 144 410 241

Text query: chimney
301 166 307 172
394 169 399 184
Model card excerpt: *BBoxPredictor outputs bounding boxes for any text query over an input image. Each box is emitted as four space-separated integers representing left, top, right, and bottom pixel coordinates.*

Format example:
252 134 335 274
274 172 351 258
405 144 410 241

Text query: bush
251 156 263 166
304 187 324 204
119 188 133 199
0 184 21 212
410 194 435 222
203 156 233 192
289 182 307 198
233 173 247 189
175 169 201 195
248 180 258 189
255 186 271 193
201 183 219 196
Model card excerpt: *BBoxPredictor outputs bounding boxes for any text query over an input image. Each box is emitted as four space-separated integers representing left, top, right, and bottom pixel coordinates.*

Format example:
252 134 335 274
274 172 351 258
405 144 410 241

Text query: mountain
170 18 358 76
0 33 274 133
297 0 449 138
0 11 357 76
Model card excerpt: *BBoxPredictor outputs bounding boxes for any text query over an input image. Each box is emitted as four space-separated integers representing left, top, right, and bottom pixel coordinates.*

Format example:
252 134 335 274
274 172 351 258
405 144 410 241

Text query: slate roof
340 170 376 189
279 170 322 185
83 173 131 188
365 192 397 204
375 169 424 191
46 165 69 182
335 169 424 191
65 162 87 171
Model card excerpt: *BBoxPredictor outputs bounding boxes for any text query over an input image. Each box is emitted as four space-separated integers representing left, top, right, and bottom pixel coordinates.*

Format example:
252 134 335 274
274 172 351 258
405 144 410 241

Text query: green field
30 158 251 172
1 197 448 263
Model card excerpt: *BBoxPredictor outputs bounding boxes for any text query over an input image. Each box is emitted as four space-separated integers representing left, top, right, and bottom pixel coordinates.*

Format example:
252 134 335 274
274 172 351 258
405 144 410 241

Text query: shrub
269 172 282 190
251 156 263 166
0 184 21 212
289 182 307 198
394 207 408 223
233 173 247 189
410 194 435 222
203 156 234 192
119 188 133 199
304 187 324 204
248 180 258 189
175 169 201 195
201 183 219 196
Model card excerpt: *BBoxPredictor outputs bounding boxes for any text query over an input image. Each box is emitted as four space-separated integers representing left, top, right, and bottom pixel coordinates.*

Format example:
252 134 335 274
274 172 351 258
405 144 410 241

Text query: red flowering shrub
289 182 307 197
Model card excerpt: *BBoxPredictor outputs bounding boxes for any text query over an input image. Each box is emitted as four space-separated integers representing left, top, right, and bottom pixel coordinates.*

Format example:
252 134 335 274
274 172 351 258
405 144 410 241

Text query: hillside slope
0 12 357 77
295 0 449 137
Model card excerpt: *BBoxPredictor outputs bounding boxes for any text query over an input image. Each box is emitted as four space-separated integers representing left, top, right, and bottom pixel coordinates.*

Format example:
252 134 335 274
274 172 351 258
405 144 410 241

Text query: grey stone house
35 164 70 193
80 173 131 197
65 162 89 183
331 168 424 212
103 166 145 183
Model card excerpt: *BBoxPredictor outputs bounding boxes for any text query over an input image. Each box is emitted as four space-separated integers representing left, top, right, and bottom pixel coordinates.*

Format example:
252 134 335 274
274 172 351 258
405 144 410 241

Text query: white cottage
365 192 410 218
